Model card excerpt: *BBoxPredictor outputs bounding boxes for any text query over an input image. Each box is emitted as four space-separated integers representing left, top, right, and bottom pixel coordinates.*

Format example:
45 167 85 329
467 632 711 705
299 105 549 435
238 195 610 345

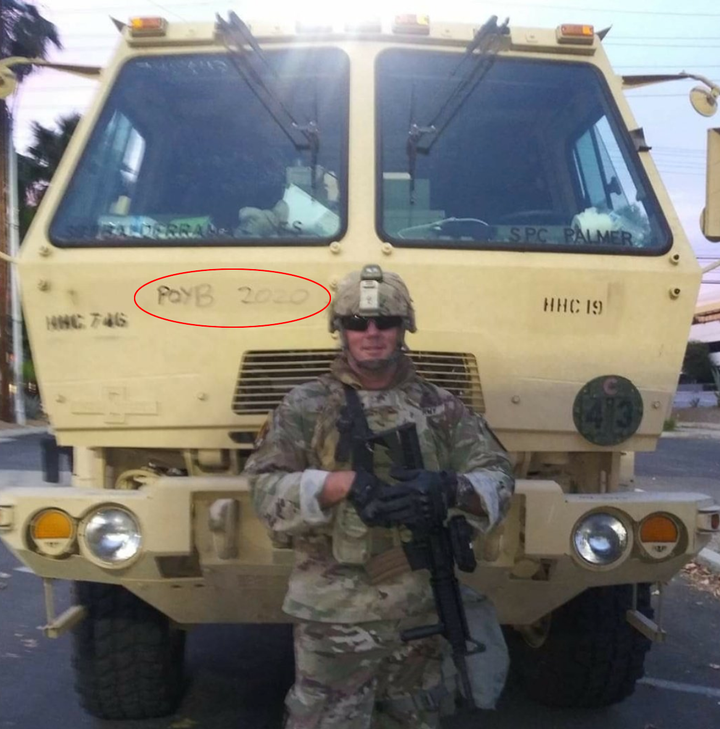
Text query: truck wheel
506 584 653 708
72 582 186 719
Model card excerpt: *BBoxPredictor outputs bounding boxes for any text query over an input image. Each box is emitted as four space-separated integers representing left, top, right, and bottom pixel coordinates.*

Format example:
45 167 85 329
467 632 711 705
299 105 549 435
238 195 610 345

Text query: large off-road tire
72 582 186 719
506 584 653 708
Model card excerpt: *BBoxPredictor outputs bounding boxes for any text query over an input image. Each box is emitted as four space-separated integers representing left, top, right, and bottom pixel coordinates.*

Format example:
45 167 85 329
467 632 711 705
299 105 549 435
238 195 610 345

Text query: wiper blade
406 15 509 200
217 12 320 154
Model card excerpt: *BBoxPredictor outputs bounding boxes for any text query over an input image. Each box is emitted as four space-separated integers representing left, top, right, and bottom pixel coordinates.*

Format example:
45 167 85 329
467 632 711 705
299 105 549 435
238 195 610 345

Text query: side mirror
701 127 720 242
0 58 101 100
0 64 18 99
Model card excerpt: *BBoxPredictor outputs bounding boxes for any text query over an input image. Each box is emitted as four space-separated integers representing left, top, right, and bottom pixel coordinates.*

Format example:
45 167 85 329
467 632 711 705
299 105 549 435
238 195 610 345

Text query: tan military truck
1 12 719 720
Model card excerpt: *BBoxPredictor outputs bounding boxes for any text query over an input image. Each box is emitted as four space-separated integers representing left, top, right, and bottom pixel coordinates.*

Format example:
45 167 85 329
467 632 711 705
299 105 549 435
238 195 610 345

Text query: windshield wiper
406 15 509 203
217 12 320 169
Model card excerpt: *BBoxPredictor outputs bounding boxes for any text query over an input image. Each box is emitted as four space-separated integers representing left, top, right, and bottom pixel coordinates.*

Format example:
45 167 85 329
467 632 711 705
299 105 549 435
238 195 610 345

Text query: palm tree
1 0 61 70
0 1 61 420
18 112 80 230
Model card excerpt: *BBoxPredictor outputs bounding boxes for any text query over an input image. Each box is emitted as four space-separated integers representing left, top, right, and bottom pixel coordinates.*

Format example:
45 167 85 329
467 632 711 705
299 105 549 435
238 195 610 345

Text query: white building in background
692 291 720 366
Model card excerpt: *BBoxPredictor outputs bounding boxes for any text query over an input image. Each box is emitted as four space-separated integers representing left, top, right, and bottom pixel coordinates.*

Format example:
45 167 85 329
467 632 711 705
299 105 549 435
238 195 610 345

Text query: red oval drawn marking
133 268 332 328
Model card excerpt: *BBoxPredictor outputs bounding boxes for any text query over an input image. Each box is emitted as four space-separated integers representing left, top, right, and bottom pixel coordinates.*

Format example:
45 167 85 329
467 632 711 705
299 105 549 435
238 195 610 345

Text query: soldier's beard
342 332 405 373
351 350 401 372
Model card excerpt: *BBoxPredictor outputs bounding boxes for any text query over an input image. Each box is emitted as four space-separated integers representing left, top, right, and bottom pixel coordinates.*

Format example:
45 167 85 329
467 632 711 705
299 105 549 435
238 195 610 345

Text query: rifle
383 422 484 711
336 387 484 709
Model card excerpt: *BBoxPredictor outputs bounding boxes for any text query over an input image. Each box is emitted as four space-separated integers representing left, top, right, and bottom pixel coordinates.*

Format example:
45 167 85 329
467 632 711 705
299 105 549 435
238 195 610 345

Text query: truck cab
1 13 719 719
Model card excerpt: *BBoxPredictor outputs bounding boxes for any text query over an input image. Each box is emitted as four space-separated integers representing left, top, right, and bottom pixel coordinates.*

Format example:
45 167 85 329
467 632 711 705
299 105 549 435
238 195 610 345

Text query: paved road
673 391 718 408
636 438 720 544
1 433 719 728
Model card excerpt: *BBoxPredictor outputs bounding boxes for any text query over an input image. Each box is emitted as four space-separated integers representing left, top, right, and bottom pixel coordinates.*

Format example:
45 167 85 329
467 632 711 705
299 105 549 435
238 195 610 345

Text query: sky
12 0 720 306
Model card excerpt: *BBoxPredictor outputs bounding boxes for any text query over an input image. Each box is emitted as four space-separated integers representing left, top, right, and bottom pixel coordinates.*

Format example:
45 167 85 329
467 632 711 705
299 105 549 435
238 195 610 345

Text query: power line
610 36 720 40
615 62 720 68
146 0 187 22
39 30 720 41
654 147 706 153
627 93 709 98
607 41 720 48
37 1 226 15
497 1 720 17
37 0 720 18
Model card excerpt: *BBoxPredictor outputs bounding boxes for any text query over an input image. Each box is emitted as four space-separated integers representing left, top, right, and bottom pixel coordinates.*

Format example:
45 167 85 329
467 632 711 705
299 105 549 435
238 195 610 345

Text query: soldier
244 264 514 728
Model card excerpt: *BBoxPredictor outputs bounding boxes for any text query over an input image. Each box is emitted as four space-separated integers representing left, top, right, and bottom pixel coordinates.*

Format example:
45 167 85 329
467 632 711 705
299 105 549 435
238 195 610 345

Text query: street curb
696 548 720 575
677 422 720 431
661 427 720 439
0 426 49 439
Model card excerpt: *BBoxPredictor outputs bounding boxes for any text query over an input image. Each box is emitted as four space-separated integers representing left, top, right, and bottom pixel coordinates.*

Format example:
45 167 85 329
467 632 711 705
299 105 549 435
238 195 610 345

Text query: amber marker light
129 17 168 36
345 19 382 33
392 15 430 35
557 24 595 45
33 509 73 539
30 509 76 557
639 514 679 543
296 21 334 34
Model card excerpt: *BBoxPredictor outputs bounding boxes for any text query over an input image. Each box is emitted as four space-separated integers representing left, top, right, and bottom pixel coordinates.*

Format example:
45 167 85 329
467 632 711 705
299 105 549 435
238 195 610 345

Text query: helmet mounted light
359 264 383 316
328 264 416 335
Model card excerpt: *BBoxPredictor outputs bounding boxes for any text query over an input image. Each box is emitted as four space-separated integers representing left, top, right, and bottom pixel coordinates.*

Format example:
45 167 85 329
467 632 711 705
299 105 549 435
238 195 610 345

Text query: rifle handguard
401 623 445 642
449 515 477 573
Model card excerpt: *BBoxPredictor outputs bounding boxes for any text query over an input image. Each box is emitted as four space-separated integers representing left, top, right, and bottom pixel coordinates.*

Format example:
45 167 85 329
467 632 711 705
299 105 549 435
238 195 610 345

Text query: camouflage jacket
244 354 514 623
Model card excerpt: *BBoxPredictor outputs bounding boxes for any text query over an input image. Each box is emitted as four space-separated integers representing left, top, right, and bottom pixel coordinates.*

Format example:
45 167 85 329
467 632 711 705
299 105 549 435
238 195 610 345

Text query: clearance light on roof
392 14 430 35
557 23 594 45
345 19 382 33
129 17 168 37
296 21 333 34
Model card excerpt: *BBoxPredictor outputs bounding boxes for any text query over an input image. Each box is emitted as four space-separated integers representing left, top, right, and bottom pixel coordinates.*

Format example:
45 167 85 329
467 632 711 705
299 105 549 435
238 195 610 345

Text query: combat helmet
329 264 417 334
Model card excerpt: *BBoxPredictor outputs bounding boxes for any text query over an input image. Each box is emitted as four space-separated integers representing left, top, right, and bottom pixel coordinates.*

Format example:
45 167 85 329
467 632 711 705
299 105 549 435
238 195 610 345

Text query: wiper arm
422 15 509 153
406 15 509 201
217 12 320 155
407 122 435 204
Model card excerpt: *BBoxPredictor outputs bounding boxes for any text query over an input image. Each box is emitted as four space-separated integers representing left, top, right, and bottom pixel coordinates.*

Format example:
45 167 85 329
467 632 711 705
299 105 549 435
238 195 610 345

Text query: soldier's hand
377 468 459 528
347 470 395 526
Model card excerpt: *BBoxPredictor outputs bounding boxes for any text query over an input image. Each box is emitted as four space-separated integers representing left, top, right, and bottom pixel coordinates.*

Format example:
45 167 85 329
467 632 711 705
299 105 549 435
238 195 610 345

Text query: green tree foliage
0 2 62 418
14 113 80 394
18 112 80 235
682 340 715 384
2 2 68 237
1 0 61 73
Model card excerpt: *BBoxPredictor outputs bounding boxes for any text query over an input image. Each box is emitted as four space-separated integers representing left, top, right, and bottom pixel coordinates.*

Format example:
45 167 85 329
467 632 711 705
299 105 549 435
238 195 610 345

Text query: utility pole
0 0 12 422
9 115 24 424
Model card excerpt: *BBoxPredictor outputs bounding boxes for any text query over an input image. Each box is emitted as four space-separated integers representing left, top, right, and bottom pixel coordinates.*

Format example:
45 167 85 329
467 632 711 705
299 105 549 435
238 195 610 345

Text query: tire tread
507 583 653 708
72 581 185 720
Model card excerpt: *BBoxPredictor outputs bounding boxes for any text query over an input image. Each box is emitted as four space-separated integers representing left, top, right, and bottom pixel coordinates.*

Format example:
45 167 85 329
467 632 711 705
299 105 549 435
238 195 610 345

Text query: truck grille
233 350 485 414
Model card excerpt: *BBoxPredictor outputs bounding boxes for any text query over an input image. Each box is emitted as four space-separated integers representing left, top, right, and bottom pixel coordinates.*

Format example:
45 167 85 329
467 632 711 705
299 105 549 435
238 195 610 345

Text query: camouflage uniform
244 352 514 728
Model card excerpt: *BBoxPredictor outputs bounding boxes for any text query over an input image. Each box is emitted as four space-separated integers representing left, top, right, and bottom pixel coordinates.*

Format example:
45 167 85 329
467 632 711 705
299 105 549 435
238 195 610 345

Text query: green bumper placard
573 375 644 446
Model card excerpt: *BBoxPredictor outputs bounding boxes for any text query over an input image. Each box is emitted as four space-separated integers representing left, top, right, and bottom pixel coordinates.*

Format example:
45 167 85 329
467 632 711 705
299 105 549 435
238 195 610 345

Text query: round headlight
573 513 628 566
84 508 141 564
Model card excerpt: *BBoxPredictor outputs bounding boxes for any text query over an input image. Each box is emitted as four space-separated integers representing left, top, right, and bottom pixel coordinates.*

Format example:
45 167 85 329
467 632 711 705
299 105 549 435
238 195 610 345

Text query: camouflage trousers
284 616 449 729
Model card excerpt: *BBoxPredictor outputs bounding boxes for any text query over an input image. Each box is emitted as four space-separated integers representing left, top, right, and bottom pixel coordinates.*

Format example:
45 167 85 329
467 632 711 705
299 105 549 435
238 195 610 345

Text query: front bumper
0 477 717 625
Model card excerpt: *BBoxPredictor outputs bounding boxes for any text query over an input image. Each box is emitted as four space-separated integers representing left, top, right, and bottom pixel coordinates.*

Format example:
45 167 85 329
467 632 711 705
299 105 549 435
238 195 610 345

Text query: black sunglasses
341 315 403 332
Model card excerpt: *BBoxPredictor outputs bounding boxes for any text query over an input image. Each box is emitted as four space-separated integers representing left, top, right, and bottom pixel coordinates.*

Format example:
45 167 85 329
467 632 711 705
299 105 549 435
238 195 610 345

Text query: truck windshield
51 48 348 246
378 50 671 254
